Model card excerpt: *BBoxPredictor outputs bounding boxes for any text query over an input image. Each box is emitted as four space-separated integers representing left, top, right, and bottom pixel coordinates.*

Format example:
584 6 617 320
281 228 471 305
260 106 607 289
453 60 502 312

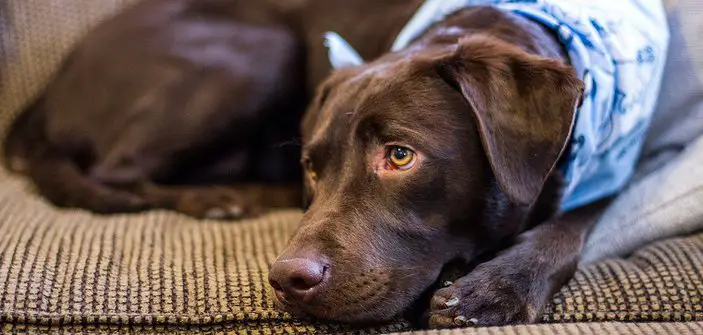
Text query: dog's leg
427 199 609 328
89 154 302 220
133 183 302 220
6 0 307 218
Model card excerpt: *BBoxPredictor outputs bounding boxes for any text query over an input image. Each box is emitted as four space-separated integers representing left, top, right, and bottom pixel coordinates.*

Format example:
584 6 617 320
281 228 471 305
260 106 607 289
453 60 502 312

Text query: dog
2 0 669 329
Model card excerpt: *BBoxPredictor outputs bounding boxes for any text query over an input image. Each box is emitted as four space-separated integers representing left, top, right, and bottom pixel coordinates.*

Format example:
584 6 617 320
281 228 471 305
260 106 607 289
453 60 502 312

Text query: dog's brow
308 109 335 147
303 139 328 165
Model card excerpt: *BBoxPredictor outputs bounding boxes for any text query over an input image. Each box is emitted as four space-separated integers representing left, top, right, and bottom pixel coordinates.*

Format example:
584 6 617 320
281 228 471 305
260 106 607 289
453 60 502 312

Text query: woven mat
396 322 703 335
0 0 140 139
3 322 703 335
1 167 702 333
0 169 410 334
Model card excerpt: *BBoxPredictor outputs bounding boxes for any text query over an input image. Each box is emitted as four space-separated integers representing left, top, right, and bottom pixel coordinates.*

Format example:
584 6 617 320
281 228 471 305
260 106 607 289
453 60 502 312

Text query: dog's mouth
270 267 403 323
269 259 477 324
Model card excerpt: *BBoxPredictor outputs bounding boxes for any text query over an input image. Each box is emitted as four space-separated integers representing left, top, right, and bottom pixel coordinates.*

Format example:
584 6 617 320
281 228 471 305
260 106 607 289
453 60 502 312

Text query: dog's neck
410 7 568 61
326 6 567 70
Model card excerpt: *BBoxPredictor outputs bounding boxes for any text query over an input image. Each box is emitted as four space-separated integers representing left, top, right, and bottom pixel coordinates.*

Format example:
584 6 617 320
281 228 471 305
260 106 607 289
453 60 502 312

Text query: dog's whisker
272 138 302 148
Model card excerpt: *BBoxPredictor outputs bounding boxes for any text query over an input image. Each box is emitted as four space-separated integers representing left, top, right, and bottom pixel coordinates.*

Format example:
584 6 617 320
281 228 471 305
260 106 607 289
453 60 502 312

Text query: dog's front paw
427 263 541 328
176 187 262 220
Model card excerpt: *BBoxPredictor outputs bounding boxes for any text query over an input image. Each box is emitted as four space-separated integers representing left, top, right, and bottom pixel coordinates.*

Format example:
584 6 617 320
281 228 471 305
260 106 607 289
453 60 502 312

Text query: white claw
445 296 459 307
228 205 243 217
204 208 227 220
453 315 467 326
443 280 453 287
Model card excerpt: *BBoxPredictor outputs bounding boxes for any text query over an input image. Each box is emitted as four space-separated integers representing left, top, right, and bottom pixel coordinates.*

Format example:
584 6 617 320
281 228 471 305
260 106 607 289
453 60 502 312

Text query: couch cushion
681 0 703 75
0 168 410 334
1 167 702 333
394 323 703 335
1 0 702 334
4 323 703 334
641 2 703 172
578 0 703 263
0 0 139 139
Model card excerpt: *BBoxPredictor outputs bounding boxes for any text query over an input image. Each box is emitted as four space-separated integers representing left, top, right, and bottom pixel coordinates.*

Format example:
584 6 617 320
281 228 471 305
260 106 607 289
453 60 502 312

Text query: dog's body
3 0 669 329
4 0 431 217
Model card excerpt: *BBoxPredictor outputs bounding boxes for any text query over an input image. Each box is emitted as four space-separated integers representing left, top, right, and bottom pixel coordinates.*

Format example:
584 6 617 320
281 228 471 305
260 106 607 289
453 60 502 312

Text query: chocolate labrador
3 0 668 329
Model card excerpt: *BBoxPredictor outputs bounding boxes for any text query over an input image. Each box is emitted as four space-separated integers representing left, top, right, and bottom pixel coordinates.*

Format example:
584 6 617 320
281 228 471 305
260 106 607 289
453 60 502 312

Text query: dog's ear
439 35 583 207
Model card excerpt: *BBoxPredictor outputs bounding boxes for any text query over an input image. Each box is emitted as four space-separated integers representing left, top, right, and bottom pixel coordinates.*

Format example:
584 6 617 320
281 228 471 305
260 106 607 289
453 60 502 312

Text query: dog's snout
269 257 327 302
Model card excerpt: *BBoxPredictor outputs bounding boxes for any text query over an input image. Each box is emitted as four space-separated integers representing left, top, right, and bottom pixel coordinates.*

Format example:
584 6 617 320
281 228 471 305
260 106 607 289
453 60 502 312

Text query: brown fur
3 0 606 328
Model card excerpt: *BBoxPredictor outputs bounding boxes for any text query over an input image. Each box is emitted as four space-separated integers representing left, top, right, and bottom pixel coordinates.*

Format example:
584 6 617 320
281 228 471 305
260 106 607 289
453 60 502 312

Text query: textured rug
1 168 702 333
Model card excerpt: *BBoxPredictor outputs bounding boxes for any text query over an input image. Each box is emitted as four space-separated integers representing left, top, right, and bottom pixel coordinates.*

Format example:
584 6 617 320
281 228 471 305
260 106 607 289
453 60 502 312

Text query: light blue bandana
326 0 669 211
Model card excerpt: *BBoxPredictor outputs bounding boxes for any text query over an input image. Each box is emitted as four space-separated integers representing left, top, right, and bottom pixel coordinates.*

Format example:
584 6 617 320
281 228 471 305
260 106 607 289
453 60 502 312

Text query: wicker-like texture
396 322 703 335
0 168 702 333
2 323 703 335
1 0 702 334
0 173 410 334
546 234 703 323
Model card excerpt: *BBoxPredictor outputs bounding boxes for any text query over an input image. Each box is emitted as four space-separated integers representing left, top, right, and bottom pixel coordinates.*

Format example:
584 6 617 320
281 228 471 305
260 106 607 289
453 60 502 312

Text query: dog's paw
176 187 262 220
427 263 541 328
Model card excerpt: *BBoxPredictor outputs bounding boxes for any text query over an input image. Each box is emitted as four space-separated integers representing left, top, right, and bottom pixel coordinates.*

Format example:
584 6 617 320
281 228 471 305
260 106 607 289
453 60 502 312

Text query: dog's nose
269 257 327 302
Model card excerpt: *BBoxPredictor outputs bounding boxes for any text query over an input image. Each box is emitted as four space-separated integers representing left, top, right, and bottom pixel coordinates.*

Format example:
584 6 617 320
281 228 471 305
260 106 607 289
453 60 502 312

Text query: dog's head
269 35 582 323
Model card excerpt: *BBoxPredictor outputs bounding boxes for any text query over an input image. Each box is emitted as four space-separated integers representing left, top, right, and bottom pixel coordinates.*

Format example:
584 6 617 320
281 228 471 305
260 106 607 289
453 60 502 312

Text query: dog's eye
387 146 416 170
